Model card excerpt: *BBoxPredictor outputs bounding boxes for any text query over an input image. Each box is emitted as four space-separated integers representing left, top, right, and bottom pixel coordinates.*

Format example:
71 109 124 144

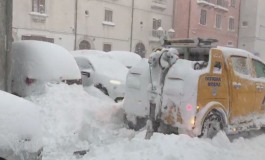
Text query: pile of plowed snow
27 83 265 160
26 83 132 159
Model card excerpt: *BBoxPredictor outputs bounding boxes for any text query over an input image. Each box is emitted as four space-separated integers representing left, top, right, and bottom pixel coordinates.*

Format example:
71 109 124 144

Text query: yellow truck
124 39 265 138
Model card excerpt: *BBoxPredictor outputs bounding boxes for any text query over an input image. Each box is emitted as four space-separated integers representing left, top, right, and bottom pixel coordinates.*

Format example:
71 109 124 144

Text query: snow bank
0 91 42 152
26 83 128 159
23 79 265 160
83 131 265 160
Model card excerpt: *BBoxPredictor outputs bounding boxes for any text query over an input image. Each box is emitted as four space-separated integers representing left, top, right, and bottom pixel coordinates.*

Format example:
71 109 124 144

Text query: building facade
174 0 240 47
238 0 265 60
12 0 174 57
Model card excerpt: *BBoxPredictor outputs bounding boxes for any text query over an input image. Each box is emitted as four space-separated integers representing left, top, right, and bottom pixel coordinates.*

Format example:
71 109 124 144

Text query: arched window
79 40 91 50
135 42 146 58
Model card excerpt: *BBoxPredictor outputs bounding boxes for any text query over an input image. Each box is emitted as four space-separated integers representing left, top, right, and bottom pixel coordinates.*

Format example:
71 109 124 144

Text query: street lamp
157 27 175 45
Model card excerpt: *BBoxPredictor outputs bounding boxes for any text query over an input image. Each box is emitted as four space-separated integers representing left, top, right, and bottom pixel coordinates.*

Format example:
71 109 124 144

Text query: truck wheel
199 110 224 138
123 114 147 131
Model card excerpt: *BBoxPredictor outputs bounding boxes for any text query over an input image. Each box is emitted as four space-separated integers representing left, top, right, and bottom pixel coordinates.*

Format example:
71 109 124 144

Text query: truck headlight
109 80 121 85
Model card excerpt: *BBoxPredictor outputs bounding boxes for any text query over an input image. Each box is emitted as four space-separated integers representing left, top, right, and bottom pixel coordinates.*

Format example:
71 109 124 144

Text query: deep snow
26 84 265 160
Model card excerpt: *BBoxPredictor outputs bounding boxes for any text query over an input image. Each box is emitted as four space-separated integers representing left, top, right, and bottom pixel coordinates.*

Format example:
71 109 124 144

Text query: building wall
239 0 265 60
175 0 240 47
13 0 75 50
13 0 174 58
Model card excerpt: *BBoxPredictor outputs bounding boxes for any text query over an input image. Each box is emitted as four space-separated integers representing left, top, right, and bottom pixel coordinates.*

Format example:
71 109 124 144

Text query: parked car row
0 40 142 159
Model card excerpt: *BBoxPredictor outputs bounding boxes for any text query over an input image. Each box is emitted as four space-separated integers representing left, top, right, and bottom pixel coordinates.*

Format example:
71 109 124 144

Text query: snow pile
22 82 265 160
83 86 114 103
82 131 265 160
0 91 42 152
26 83 130 159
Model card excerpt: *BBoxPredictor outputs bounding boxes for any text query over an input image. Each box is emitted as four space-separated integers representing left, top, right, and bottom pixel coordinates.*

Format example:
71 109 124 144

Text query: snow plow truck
123 38 265 138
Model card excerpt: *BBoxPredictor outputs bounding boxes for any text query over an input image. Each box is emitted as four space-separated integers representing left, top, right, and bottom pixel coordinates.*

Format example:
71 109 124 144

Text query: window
242 21 248 27
231 0 236 7
104 9 113 22
22 35 54 43
135 42 146 58
253 60 265 78
152 18 162 37
229 18 235 31
227 41 233 47
103 43 112 52
216 14 222 29
213 61 222 74
153 18 162 30
200 10 207 25
231 56 249 75
32 0 45 13
217 0 223 6
79 40 91 50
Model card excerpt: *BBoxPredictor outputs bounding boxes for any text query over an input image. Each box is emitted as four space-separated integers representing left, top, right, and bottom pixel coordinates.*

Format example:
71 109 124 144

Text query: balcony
197 0 215 7
197 0 228 12
215 0 228 12
151 0 167 10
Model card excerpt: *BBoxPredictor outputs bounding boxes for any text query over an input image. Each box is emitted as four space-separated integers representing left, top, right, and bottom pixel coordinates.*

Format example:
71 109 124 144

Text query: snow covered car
107 51 142 69
123 58 151 130
72 50 128 102
10 40 82 97
0 90 42 160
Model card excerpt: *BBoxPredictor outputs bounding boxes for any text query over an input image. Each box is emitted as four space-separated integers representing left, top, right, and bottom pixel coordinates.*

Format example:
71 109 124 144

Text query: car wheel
0 158 6 160
123 114 147 131
199 110 224 138
194 62 201 70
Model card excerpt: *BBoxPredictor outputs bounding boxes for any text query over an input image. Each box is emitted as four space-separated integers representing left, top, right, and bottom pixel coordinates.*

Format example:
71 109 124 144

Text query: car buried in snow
0 90 43 160
124 38 265 138
72 50 128 102
107 51 142 69
10 40 82 97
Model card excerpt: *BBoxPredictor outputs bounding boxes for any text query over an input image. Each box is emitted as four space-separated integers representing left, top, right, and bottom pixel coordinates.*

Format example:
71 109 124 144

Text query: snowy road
27 84 265 160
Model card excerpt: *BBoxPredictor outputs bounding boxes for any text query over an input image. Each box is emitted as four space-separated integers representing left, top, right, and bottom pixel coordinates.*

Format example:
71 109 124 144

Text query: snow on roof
12 40 81 80
0 91 41 148
107 51 142 68
72 50 129 81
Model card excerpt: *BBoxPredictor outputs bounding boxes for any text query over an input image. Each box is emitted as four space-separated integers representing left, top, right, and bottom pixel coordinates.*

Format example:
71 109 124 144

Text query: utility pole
129 0 135 52
0 0 12 91
74 0 78 50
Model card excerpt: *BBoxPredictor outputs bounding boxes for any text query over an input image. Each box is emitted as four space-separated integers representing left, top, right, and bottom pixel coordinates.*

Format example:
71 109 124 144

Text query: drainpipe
74 0 78 50
236 0 241 48
187 0 191 38
172 0 176 29
129 0 135 52
5 0 12 92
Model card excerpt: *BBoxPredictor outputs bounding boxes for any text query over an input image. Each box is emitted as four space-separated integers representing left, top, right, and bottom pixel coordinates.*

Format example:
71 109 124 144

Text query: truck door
228 56 256 119
251 59 265 114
